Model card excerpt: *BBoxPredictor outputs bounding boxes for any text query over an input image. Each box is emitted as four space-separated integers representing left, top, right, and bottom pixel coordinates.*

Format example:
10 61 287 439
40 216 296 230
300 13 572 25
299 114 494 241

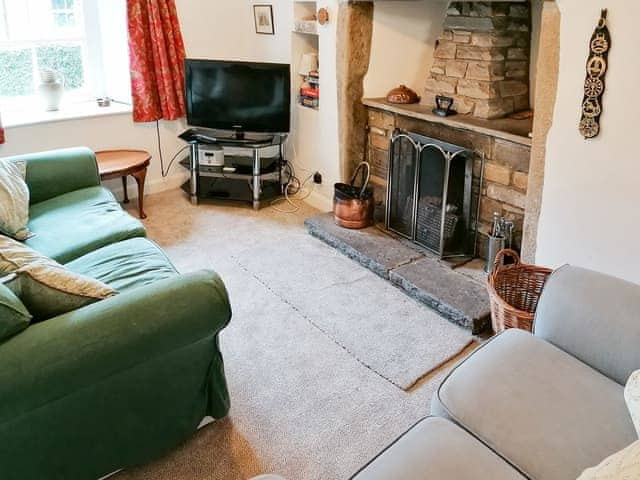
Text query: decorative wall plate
579 10 610 139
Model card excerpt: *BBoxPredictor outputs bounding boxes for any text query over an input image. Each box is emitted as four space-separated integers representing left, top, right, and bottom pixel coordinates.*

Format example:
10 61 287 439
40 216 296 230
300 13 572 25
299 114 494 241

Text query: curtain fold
127 0 186 122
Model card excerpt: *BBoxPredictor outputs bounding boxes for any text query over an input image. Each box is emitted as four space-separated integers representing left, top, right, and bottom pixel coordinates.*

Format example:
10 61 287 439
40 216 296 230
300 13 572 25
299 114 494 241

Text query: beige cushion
626 371 640 438
0 235 116 320
0 158 32 240
577 440 640 479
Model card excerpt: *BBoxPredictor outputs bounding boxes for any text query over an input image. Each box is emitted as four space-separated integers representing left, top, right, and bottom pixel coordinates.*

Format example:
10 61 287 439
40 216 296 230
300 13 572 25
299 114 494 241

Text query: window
0 0 130 111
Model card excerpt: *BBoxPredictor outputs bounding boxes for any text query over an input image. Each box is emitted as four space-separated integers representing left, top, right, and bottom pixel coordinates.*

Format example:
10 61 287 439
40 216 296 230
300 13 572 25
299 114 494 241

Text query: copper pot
334 162 374 229
386 85 420 104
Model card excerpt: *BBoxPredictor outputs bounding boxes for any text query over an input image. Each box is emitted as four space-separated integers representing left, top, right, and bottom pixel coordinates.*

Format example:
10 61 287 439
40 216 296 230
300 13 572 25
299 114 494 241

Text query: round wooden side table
96 149 151 219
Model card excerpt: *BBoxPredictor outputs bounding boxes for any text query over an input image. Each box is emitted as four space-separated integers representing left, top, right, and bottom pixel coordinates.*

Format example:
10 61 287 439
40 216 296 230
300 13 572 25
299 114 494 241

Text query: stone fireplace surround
335 1 546 261
364 99 532 259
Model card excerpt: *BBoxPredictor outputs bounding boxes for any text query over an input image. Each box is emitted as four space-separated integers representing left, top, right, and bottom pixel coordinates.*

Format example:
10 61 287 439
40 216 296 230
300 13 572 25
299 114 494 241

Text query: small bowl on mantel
386 85 420 105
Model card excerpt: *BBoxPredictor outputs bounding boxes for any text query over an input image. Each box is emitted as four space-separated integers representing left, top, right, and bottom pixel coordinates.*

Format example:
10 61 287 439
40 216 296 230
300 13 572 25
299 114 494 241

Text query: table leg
122 176 130 203
132 168 147 219
252 149 261 210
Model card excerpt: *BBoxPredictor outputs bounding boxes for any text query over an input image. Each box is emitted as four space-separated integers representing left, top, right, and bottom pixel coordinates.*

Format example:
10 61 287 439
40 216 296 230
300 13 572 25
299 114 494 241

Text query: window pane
0 48 34 97
51 0 66 9
53 12 75 27
36 43 84 90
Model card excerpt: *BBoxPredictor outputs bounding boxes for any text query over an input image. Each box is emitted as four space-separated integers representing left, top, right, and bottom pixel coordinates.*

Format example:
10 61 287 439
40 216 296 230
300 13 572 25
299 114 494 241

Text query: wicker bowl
487 249 554 333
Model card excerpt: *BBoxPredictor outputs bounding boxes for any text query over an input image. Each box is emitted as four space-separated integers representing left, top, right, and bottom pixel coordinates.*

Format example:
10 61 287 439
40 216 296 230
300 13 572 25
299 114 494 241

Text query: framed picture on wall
254 5 275 35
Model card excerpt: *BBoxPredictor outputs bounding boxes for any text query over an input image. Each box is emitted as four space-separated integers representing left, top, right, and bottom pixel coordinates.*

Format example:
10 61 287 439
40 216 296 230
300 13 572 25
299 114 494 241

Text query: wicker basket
487 249 554 333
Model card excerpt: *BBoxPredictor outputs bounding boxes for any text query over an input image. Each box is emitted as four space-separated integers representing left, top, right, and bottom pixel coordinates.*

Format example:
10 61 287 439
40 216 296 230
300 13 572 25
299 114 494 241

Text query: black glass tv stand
180 130 287 210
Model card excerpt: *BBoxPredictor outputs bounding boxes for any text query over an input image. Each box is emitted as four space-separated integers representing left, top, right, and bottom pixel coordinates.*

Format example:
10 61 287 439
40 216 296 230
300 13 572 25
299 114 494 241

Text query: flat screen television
185 59 291 136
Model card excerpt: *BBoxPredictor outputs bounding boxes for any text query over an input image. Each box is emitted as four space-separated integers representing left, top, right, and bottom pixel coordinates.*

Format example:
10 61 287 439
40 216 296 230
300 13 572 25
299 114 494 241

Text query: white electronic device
197 145 225 167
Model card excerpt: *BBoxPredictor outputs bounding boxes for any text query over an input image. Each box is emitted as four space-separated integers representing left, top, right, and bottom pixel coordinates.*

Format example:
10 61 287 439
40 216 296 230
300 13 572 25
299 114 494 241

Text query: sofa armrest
0 270 231 424
8 147 101 205
533 265 640 385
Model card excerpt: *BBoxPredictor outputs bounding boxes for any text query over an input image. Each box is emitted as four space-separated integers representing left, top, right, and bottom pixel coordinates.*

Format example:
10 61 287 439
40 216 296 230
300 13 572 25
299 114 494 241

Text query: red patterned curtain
127 0 186 122
0 113 4 144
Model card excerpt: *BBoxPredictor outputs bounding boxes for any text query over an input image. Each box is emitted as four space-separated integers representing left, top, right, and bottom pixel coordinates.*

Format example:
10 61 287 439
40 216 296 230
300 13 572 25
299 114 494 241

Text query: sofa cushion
351 417 525 480
435 329 637 480
625 371 640 437
0 158 32 240
577 440 640 480
0 235 116 321
0 282 31 342
65 238 178 293
25 186 145 264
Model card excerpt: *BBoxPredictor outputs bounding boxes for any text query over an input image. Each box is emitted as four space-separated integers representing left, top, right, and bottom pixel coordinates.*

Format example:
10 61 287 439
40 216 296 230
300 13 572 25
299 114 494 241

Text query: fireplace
386 131 478 259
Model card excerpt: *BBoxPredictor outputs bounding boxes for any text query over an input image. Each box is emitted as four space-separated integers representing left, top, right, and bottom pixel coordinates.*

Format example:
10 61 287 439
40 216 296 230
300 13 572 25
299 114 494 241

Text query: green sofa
0 148 232 480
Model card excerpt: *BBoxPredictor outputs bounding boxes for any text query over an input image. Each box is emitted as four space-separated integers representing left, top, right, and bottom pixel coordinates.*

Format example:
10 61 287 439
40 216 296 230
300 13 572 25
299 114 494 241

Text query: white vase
37 70 64 111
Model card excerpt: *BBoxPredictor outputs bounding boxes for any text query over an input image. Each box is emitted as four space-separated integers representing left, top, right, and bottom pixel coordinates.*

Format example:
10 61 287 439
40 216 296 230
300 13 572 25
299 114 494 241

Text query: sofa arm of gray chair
533 265 640 385
8 147 101 205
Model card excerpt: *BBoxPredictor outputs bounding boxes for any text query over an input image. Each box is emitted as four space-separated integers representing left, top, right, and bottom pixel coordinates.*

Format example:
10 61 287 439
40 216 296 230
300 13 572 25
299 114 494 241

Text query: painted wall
0 0 292 197
364 1 447 98
536 1 640 284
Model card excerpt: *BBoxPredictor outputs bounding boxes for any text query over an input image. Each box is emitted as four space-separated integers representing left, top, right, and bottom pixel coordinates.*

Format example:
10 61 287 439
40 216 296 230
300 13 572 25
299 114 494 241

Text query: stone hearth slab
389 260 490 334
304 213 491 333
304 213 423 278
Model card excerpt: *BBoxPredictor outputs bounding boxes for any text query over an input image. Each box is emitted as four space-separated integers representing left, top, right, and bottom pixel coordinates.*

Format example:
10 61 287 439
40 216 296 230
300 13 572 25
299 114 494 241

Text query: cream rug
234 236 472 390
113 190 477 480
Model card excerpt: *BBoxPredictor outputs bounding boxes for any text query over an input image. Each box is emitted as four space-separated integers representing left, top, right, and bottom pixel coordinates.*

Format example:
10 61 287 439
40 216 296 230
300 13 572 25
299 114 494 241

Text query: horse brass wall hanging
579 9 610 139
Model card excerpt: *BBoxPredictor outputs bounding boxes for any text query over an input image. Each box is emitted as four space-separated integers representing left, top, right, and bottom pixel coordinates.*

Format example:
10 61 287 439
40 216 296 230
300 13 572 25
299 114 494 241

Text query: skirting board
304 190 333 212
104 171 189 201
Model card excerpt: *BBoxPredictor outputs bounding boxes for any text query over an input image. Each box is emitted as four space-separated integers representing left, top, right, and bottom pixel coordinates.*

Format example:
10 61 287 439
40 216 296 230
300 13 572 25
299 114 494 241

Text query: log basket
487 249 554 333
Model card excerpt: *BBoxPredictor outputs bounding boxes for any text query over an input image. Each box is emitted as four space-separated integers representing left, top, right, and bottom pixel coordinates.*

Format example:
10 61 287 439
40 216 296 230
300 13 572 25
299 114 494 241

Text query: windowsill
3 101 133 129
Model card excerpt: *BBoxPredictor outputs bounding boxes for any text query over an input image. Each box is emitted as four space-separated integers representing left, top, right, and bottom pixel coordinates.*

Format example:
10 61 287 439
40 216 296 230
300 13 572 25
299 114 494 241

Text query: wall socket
313 172 322 184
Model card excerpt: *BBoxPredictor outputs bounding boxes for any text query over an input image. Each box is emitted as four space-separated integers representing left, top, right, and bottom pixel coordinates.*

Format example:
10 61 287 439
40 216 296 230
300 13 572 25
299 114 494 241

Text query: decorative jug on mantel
37 70 64 112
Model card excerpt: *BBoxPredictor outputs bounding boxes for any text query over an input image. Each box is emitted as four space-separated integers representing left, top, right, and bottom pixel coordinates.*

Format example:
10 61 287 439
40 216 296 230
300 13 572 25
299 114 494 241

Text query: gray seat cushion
351 417 525 480
434 329 637 480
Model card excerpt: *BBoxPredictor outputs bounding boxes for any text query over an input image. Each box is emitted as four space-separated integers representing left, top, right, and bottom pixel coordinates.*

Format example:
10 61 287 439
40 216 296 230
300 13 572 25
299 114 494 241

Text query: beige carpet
114 190 477 480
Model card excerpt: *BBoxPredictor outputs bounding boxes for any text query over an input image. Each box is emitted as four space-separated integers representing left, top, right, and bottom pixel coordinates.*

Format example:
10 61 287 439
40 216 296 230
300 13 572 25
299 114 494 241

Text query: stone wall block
505 60 528 78
425 76 458 95
434 41 457 59
474 97 515 119
451 95 475 114
453 30 472 43
480 197 504 223
499 80 528 97
493 139 531 172
445 60 469 78
457 79 499 100
368 147 389 179
509 4 530 18
430 59 446 75
370 131 390 151
466 61 505 81
486 183 526 209
513 94 529 112
444 16 508 33
471 33 514 48
512 171 529 191
368 109 395 131
439 31 454 41
456 46 505 62
507 47 528 60
484 161 511 185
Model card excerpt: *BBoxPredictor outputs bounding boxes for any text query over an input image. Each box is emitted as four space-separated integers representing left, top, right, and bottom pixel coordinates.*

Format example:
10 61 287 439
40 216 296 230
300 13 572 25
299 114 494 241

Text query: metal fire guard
385 130 481 259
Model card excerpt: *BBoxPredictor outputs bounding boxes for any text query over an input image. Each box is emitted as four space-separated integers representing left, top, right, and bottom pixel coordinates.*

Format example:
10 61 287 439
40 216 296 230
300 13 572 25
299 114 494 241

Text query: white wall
364 0 447 98
536 0 640 284
0 0 292 197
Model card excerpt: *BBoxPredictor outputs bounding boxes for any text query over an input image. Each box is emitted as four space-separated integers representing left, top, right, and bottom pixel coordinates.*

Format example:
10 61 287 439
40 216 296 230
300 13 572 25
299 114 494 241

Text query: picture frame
253 5 275 35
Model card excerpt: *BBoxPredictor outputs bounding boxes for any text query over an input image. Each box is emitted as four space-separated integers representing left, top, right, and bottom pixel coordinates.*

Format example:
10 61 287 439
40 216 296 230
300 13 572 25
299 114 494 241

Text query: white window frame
0 0 129 113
